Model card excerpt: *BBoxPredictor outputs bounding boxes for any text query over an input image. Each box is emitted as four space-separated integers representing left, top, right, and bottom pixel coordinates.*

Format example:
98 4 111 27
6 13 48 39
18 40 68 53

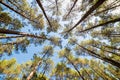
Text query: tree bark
65 55 85 80
75 42 120 68
0 35 24 39
0 1 38 24
0 28 49 40
27 49 49 80
55 0 59 13
36 0 52 28
94 4 120 15
65 0 106 33
92 45 120 56
65 0 78 19
79 18 120 33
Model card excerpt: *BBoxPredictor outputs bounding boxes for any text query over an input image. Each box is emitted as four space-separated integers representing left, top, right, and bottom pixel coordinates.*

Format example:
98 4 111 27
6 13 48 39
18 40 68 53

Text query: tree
0 0 120 79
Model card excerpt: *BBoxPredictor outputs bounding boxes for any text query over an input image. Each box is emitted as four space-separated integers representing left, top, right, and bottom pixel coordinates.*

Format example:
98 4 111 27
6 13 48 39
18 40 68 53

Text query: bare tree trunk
27 60 42 80
75 41 120 68
92 45 120 56
89 66 107 80
65 55 85 80
0 1 38 24
0 35 24 39
103 45 120 51
55 0 59 13
0 28 49 40
81 66 92 80
65 0 78 19
36 0 52 28
79 18 120 33
27 49 49 80
65 0 106 33
94 4 120 15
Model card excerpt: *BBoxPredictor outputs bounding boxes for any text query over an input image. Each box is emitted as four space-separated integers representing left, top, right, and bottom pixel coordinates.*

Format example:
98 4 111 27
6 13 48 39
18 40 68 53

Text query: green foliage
0 12 12 24
0 0 120 79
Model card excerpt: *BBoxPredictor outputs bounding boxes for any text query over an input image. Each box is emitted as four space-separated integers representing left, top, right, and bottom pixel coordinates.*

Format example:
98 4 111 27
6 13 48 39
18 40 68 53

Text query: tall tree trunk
75 42 120 68
0 35 24 39
65 0 78 19
103 45 120 51
81 66 92 80
27 50 49 80
89 66 107 80
92 45 120 56
55 0 59 14
94 4 120 15
36 0 52 28
65 0 106 33
79 18 120 33
0 1 38 24
65 55 85 80
0 28 49 40
27 61 42 80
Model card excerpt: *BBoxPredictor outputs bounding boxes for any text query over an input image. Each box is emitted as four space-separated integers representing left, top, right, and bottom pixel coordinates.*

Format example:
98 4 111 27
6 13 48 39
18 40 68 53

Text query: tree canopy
0 0 120 80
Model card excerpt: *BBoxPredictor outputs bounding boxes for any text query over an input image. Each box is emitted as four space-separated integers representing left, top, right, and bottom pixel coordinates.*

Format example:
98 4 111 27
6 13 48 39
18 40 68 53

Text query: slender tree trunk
65 0 78 19
97 66 114 79
92 45 120 56
0 35 24 39
65 55 85 80
27 50 49 80
94 4 120 15
92 32 120 36
81 66 92 80
0 28 49 40
89 66 107 80
55 0 59 14
36 0 52 28
65 0 106 33
75 42 120 68
27 61 42 80
79 18 120 33
7 0 29 16
0 1 37 24
103 45 120 51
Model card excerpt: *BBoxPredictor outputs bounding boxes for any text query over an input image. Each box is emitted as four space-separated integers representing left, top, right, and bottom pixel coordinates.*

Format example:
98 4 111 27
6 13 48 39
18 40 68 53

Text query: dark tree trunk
0 28 49 40
65 55 85 80
65 0 78 18
36 0 52 28
65 0 106 33
79 18 120 33
75 42 120 68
